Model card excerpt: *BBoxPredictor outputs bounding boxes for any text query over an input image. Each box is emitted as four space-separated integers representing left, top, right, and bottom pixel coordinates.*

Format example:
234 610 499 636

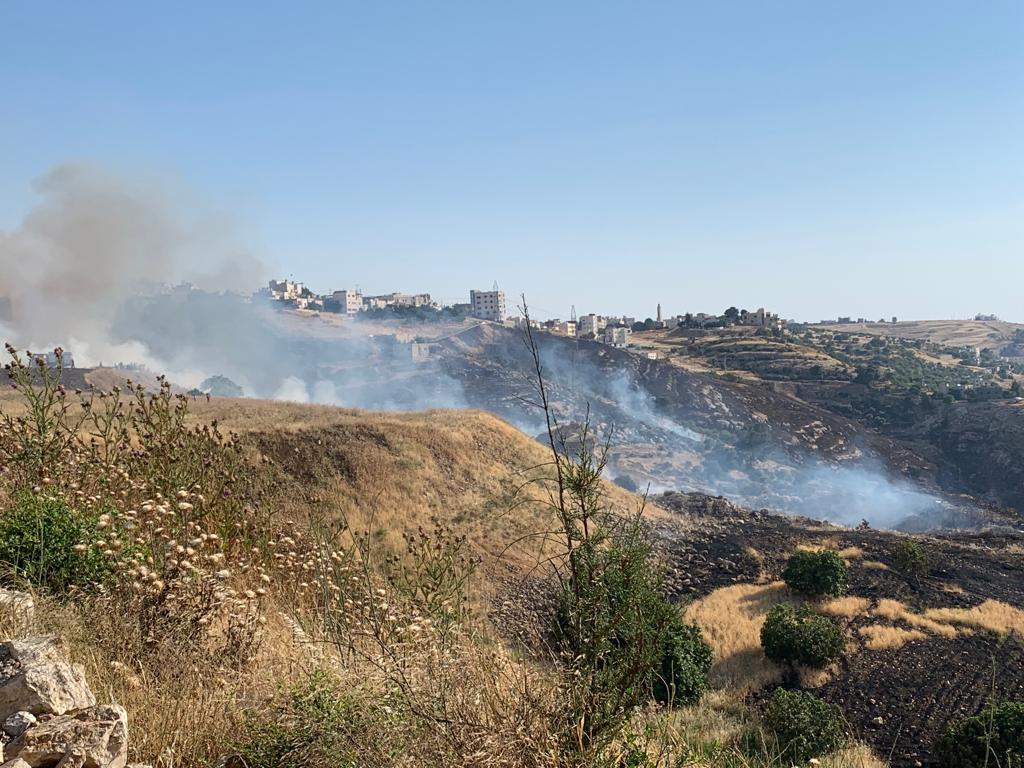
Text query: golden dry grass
182 400 660 584
5 590 315 766
858 625 928 650
820 745 890 768
817 319 1023 348
923 599 1024 637
683 582 790 691
797 537 842 553
838 546 865 560
870 599 959 638
820 596 871 619
860 560 888 570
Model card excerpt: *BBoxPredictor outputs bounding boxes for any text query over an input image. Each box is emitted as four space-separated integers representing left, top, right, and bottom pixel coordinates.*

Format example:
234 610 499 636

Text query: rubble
0 592 131 768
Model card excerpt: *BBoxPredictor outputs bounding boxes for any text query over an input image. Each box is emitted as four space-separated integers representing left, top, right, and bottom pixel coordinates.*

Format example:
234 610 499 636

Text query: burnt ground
651 492 1024 767
490 493 1024 766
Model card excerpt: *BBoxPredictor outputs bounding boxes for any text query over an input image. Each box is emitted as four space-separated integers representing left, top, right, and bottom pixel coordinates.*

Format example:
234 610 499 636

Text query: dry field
818 319 1023 348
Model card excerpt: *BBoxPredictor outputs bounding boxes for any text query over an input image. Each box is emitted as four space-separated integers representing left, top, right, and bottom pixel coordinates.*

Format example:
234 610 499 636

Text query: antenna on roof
492 280 499 291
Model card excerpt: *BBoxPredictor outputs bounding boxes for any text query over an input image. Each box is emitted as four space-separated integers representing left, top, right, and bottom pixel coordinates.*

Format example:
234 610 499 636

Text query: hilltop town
264 277 786 345
258 278 1024 385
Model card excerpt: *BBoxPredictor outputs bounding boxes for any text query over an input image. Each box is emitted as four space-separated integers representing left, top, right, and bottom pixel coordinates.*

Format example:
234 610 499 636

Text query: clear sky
2 1 1022 322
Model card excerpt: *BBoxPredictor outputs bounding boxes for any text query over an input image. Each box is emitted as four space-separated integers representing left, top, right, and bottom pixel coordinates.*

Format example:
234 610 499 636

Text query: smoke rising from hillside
486 333 970 530
0 163 262 368
0 163 468 411
0 164 985 530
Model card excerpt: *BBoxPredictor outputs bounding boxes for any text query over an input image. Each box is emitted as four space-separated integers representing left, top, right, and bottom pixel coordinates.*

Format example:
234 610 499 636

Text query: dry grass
838 546 865 560
797 537 842 553
870 599 959 638
7 590 313 766
858 625 928 650
683 582 790 691
820 596 871 619
820 744 890 768
860 560 889 570
817 319 1023 348
862 597 1024 646
923 599 1024 637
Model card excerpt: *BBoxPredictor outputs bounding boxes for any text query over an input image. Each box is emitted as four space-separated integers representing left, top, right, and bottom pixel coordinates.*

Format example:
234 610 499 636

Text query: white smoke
0 162 264 365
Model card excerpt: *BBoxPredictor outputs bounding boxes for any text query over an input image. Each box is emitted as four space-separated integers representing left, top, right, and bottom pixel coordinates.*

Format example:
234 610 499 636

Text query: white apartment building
604 326 632 348
268 279 305 301
469 289 506 322
578 313 606 337
332 289 364 316
366 292 434 309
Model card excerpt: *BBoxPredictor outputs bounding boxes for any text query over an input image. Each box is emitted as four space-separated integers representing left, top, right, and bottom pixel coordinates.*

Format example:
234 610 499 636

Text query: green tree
762 688 846 763
760 603 844 669
782 550 848 597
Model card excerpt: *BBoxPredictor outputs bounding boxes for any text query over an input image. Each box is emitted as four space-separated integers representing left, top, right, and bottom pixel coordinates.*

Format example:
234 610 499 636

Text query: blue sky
2 1 1022 321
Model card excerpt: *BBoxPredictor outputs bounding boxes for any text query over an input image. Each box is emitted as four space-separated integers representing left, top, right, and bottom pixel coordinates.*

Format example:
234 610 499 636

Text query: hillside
95 294 1024 528
1 354 1023 767
817 319 1024 349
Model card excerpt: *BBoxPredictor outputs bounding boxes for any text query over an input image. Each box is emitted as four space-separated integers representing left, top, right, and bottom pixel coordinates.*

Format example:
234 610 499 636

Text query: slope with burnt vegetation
649 491 1024 766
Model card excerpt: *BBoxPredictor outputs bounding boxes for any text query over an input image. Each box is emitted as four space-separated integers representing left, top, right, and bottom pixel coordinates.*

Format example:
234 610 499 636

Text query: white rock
5 703 128 768
2 711 36 738
0 639 96 720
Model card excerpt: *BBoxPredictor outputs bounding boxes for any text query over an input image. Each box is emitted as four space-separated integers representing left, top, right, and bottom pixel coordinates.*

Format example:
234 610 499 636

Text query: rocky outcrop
3 705 128 768
0 601 134 768
0 639 96 720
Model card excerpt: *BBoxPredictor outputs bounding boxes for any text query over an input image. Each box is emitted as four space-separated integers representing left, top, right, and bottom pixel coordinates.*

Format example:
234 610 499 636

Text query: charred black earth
652 492 1024 767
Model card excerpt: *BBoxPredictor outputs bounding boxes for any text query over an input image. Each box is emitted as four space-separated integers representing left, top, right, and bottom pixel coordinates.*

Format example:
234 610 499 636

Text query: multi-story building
365 292 434 309
469 289 506 322
578 313 605 338
331 289 364 317
268 279 305 301
604 327 632 348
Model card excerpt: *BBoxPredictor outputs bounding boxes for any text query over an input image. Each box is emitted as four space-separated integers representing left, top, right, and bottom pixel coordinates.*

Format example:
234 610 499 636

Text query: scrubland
0 350 1018 767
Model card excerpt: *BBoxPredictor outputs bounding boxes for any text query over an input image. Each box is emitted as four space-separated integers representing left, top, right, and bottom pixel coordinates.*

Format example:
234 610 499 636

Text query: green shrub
938 702 1024 768
762 688 845 764
652 616 713 706
782 550 848 597
554 526 677 731
761 603 844 668
0 493 111 593
893 539 929 577
234 672 363 768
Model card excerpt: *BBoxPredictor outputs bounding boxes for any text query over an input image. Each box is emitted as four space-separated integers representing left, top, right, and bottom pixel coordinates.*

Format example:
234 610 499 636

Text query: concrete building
268 279 305 301
331 289 364 317
469 289 506 322
365 292 434 309
504 316 539 330
578 313 605 338
543 319 577 337
604 327 632 348
738 307 783 329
